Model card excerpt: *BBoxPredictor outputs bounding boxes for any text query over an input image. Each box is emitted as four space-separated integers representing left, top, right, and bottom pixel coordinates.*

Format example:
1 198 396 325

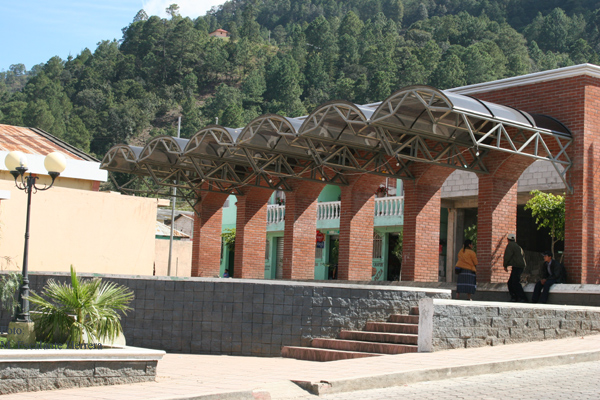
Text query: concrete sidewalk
6 334 600 400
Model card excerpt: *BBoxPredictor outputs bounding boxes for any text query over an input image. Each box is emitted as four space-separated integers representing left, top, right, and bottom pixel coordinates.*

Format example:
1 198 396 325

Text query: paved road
296 361 600 400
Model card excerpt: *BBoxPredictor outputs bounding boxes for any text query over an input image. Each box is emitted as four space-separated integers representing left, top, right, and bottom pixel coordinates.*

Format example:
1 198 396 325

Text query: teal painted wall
371 231 388 281
318 185 341 202
222 195 237 230
264 231 284 279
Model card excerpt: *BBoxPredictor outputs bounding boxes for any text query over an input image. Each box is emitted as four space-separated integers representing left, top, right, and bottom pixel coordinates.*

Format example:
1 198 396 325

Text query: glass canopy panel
444 92 492 117
185 127 247 165
300 103 379 150
530 114 571 136
129 146 143 159
100 145 142 173
237 115 309 158
480 101 534 127
139 137 185 166
286 117 305 133
355 104 375 120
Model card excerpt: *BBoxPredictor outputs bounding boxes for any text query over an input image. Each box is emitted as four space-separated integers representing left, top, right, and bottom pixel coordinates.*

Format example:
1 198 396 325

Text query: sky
0 0 225 73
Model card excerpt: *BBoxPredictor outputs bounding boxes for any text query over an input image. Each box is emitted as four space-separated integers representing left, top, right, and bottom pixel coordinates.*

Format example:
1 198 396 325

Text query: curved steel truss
101 85 574 201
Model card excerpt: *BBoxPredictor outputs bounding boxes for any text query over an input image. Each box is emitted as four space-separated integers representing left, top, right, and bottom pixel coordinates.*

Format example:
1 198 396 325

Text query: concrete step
388 314 419 324
311 338 418 354
364 322 419 334
339 330 419 345
281 346 382 362
281 308 421 361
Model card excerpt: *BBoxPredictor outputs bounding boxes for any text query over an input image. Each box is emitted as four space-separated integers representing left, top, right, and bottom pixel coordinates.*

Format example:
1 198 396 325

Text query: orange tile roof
0 124 95 161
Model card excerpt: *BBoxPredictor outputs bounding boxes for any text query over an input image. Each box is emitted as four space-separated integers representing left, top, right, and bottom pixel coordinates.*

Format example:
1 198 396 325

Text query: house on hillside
209 28 229 38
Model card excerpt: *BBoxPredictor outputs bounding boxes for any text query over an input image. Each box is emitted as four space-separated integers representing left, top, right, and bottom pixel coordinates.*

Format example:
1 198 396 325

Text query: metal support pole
167 117 181 276
167 185 176 276
16 176 35 322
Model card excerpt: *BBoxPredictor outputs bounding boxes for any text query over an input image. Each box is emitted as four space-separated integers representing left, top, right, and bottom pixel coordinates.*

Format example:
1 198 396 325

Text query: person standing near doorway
455 239 477 300
503 233 528 302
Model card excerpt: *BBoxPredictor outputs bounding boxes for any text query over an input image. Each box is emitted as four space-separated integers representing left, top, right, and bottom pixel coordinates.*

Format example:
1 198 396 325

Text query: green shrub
0 272 22 319
29 266 134 344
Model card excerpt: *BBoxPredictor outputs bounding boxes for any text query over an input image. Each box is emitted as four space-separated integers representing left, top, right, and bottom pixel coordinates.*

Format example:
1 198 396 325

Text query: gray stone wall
0 273 450 357
418 298 600 352
441 160 565 199
0 360 157 395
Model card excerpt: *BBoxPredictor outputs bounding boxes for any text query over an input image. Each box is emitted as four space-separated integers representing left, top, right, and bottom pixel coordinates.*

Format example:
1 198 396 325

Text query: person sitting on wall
503 233 528 303
531 251 561 304
223 269 230 278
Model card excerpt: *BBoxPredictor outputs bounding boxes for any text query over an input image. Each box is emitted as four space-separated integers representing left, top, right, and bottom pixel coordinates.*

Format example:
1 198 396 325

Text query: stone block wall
418 298 600 352
441 160 565 199
0 360 157 395
0 273 450 357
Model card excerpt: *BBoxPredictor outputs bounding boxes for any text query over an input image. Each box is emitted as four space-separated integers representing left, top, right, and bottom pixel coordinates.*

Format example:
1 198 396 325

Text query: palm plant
28 266 134 344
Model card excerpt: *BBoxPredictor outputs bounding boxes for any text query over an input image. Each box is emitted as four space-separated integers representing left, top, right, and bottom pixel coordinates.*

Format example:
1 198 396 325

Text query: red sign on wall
316 231 325 242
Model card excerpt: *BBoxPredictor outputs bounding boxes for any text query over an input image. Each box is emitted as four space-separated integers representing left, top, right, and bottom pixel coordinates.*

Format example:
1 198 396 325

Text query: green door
314 232 328 280
372 231 389 281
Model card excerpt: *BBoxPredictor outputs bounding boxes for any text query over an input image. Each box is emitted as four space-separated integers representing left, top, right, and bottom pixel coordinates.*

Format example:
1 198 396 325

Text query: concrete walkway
7 334 600 400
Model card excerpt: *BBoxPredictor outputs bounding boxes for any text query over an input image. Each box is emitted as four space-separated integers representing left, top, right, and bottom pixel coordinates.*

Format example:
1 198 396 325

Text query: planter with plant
28 266 134 345
375 186 388 198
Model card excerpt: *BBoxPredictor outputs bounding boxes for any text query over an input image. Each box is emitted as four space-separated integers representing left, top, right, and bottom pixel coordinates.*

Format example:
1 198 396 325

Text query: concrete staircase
281 307 419 362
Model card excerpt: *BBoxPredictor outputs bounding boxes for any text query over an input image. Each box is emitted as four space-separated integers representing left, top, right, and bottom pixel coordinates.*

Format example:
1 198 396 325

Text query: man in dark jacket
531 251 562 303
503 233 528 302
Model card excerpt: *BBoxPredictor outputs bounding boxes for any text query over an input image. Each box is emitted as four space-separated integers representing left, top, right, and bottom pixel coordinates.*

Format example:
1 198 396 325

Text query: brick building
102 64 600 285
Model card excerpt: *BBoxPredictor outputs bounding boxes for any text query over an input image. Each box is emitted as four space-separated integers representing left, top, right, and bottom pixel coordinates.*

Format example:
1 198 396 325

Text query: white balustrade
317 201 341 220
374 196 404 217
267 197 403 224
267 204 286 224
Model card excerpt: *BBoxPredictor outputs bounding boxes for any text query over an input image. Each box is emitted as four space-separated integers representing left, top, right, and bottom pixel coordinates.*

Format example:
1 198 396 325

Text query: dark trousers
532 279 557 304
507 267 527 302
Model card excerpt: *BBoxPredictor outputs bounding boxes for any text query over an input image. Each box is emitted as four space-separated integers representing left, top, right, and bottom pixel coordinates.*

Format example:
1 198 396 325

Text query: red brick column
282 181 324 279
476 152 533 283
402 165 453 282
466 75 600 283
566 83 600 284
337 176 384 281
476 176 518 283
234 187 272 279
402 182 442 282
191 192 229 277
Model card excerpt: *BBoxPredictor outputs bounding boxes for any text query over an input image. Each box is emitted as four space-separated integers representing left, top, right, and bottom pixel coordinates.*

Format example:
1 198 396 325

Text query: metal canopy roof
101 85 573 202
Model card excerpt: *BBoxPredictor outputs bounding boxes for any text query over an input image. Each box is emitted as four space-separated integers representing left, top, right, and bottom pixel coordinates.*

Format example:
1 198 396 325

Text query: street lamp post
4 151 66 325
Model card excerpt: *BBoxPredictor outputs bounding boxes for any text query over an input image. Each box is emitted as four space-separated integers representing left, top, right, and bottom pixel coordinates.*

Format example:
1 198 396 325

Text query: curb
120 347 600 400
152 389 271 400
292 348 600 396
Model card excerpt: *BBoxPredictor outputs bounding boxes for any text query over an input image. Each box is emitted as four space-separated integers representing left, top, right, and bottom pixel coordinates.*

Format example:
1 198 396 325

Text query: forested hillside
1 0 599 158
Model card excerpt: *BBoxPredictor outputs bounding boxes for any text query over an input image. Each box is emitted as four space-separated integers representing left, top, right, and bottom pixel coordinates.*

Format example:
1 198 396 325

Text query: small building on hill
209 28 229 38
